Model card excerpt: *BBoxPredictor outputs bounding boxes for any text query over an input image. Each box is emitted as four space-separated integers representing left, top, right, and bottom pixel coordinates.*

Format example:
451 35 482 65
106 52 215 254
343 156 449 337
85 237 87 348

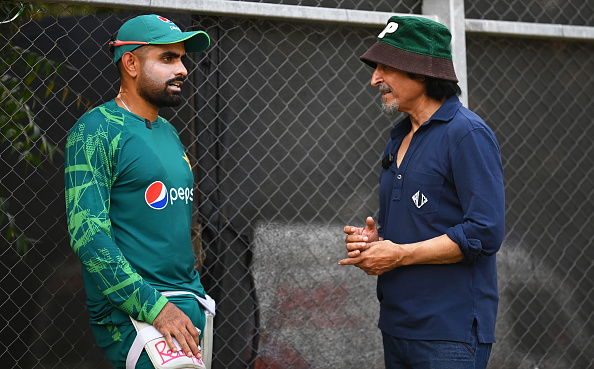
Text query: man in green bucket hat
340 16 505 369
65 15 213 368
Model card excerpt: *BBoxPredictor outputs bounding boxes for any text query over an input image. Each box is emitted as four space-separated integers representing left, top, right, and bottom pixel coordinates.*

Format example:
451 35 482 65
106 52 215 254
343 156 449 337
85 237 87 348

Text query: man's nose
371 66 382 86
176 59 188 77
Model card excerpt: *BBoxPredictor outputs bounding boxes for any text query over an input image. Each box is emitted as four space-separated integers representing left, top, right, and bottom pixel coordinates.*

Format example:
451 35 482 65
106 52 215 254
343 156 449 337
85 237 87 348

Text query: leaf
45 81 54 97
21 89 33 103
6 226 14 241
5 128 17 139
16 235 29 254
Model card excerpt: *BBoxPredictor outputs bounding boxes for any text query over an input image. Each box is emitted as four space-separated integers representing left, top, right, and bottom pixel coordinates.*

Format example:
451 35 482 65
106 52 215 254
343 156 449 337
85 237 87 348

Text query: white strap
201 312 213 369
161 291 216 316
126 324 167 369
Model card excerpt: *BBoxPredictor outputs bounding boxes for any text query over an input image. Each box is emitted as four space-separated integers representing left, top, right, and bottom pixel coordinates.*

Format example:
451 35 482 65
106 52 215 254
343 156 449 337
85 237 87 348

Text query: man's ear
120 51 139 78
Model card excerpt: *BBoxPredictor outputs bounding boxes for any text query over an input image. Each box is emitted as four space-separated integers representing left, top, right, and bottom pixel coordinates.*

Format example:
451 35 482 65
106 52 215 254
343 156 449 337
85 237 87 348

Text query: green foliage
0 1 88 254
1 45 60 165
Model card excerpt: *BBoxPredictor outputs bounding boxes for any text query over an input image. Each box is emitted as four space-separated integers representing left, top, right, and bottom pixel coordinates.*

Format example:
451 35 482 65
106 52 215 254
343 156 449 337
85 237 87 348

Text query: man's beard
137 71 184 108
381 99 399 116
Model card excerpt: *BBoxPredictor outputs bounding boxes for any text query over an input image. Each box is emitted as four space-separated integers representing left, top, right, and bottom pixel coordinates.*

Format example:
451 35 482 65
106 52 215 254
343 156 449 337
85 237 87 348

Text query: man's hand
340 217 397 275
152 302 202 358
339 234 464 275
342 216 379 258
338 240 402 275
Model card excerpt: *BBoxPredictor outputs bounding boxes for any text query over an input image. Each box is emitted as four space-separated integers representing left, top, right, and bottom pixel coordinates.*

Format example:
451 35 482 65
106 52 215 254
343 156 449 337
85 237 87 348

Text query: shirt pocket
405 170 444 215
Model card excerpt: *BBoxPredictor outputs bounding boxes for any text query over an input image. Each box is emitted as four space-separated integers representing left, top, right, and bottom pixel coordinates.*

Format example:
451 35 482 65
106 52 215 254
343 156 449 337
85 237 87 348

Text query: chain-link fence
1 0 592 368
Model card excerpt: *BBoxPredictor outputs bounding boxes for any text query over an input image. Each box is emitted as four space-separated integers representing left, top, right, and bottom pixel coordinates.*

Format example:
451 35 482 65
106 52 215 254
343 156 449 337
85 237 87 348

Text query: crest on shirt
183 153 191 170
412 190 428 209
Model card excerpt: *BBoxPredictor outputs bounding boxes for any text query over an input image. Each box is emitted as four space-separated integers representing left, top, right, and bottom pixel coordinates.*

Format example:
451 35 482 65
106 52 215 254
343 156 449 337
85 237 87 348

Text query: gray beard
381 100 399 116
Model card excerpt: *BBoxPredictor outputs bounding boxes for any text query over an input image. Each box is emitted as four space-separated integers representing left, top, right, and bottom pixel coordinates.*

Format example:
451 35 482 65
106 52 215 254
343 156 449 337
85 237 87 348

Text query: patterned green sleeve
64 108 167 324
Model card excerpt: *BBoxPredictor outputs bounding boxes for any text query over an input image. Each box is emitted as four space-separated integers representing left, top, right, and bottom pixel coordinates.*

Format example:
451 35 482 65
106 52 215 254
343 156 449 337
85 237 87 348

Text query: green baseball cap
360 16 458 82
111 14 210 64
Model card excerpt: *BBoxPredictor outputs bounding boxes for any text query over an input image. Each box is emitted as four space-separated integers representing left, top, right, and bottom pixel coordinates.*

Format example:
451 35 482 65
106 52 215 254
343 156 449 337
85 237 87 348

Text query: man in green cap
339 16 505 368
65 14 213 368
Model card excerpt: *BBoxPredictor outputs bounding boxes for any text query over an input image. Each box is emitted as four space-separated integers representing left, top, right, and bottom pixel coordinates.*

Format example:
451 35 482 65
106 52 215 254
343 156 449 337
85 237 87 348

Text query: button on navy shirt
377 96 505 344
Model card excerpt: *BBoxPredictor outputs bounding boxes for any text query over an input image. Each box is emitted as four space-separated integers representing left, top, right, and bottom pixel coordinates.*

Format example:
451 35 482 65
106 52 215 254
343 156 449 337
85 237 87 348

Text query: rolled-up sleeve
446 127 505 263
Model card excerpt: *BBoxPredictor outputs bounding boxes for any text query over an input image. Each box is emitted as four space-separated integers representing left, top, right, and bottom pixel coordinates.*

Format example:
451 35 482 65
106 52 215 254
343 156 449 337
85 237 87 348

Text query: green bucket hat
110 14 210 64
360 16 458 82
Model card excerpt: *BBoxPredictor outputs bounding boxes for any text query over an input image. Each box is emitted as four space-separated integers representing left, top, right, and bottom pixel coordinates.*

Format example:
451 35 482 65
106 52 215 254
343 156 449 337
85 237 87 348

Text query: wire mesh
465 0 594 26
1 1 593 368
467 34 594 369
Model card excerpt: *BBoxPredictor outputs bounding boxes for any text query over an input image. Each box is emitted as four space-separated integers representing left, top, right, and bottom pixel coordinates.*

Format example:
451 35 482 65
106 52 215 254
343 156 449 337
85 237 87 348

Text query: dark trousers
382 322 492 369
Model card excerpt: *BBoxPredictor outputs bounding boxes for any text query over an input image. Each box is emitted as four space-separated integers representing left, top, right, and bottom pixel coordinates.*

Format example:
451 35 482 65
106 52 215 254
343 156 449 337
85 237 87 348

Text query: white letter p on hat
378 22 399 38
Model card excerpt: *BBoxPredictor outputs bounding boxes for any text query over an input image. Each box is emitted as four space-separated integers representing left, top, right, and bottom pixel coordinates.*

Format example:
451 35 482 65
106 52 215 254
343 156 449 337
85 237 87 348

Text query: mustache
379 85 392 93
166 77 186 85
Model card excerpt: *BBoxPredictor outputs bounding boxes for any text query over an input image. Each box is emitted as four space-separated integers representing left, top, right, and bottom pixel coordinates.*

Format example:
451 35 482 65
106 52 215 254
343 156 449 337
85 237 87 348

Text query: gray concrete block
253 222 385 368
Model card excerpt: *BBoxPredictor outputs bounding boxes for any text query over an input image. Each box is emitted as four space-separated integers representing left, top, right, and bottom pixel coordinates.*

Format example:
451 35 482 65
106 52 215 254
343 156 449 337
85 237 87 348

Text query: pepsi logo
145 181 168 210
157 16 174 24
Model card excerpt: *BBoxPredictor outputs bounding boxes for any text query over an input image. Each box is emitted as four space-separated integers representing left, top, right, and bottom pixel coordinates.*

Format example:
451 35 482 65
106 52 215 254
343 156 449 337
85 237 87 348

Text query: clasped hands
338 216 403 275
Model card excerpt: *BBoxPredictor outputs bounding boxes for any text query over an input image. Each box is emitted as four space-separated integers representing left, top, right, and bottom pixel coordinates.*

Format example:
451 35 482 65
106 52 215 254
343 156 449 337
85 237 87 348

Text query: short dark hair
113 45 150 77
407 73 461 101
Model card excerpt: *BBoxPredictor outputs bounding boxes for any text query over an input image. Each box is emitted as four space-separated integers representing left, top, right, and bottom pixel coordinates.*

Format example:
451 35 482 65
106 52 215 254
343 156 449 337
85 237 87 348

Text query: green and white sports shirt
65 100 205 325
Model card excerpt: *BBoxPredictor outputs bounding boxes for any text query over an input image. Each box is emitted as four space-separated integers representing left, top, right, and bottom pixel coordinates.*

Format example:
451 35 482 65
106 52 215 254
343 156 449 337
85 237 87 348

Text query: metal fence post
422 0 468 106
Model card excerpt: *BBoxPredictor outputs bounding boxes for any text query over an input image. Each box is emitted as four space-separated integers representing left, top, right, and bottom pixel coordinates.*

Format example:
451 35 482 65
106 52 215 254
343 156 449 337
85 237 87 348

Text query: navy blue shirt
377 96 505 344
